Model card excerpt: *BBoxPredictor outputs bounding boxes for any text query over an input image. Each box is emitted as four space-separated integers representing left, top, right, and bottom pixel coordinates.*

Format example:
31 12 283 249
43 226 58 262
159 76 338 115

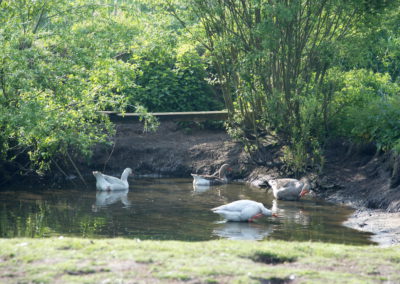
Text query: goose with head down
191 164 232 186
211 199 278 222
267 177 310 201
93 168 133 191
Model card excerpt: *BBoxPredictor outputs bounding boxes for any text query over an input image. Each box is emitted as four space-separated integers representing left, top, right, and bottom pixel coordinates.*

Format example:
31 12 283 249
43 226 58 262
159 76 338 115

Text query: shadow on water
0 178 375 245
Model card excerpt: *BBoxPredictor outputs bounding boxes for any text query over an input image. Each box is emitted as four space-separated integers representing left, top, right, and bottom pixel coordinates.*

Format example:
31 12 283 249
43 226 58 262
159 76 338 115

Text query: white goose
93 168 132 191
211 200 277 222
268 177 310 201
191 164 232 186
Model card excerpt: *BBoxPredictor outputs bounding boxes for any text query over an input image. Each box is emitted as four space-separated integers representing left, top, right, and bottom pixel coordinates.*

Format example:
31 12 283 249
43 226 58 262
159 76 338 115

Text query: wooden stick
66 151 87 187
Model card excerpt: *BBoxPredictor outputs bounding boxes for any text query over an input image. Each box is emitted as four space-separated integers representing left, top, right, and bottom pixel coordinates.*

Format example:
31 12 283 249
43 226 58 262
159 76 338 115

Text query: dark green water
0 178 375 245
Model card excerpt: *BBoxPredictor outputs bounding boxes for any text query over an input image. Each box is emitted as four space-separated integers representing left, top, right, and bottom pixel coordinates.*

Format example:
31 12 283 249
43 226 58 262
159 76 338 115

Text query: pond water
0 178 375 245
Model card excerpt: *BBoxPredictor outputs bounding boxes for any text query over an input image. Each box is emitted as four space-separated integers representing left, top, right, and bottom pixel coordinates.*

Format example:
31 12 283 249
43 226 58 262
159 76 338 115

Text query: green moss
0 238 399 283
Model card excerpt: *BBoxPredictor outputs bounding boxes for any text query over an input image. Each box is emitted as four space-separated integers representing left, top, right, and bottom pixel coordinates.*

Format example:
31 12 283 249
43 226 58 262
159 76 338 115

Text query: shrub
127 40 223 112
327 69 400 152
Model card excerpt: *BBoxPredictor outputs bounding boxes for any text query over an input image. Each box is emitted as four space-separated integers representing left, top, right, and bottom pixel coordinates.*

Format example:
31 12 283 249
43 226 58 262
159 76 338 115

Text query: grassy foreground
0 238 399 283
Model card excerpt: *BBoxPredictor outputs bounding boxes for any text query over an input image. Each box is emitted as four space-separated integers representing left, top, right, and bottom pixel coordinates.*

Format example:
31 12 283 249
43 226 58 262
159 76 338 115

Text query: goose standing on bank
191 164 232 186
211 200 278 222
268 177 310 201
93 168 133 191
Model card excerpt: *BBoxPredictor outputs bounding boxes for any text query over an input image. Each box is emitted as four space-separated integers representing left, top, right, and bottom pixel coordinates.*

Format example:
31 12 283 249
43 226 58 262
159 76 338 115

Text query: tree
0 0 121 180
0 0 216 182
173 0 394 173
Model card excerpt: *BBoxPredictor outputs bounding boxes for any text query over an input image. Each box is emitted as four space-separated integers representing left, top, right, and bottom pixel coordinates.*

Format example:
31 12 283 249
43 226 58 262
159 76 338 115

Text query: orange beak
299 189 310 197
272 213 278 217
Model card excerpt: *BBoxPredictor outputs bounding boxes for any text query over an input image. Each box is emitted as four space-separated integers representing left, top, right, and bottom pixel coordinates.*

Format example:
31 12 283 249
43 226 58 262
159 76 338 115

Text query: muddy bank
87 121 251 178
343 210 400 246
245 140 400 246
313 142 400 246
317 141 400 212
83 121 400 246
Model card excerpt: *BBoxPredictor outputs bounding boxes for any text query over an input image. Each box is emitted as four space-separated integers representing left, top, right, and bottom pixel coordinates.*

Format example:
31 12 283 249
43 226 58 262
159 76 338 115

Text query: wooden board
99 111 229 122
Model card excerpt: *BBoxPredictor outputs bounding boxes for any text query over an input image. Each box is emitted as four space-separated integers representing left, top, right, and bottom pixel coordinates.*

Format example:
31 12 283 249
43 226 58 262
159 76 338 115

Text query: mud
343 210 400 247
87 121 251 178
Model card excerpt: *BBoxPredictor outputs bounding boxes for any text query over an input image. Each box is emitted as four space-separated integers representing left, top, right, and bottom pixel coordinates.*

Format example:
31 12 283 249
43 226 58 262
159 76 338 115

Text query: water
0 178 375 245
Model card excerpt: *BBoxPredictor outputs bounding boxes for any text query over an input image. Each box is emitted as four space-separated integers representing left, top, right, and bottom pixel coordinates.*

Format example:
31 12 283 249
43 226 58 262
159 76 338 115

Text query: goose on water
191 164 232 186
93 168 132 191
211 200 278 222
267 177 310 201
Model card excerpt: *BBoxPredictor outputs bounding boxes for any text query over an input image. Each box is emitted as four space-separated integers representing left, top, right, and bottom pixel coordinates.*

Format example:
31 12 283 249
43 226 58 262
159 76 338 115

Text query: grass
0 238 399 283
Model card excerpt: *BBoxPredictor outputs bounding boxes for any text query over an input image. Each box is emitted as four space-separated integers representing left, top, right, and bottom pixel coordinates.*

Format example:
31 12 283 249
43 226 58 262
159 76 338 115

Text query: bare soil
88 121 252 179
316 141 400 246
85 121 400 246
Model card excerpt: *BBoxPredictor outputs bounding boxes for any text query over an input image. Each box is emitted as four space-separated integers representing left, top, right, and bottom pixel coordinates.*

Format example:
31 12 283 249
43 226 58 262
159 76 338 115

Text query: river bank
82 121 400 246
4 120 398 246
247 143 400 246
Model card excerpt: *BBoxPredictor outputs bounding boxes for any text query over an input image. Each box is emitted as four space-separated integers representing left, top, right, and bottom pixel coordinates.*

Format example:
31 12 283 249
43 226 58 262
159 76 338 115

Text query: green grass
0 238 399 283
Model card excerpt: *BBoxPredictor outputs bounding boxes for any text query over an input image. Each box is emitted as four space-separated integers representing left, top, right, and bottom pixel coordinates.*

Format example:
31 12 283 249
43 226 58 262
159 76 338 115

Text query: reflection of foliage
79 215 107 238
0 197 106 238
0 202 54 237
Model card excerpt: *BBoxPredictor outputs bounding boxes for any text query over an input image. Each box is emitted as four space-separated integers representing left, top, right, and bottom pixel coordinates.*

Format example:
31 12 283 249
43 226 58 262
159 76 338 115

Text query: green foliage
327 69 400 152
349 96 400 152
1 0 399 178
134 104 160 132
182 0 400 173
337 5 400 81
127 41 222 112
185 0 375 173
0 0 220 177
0 1 118 174
332 70 397 108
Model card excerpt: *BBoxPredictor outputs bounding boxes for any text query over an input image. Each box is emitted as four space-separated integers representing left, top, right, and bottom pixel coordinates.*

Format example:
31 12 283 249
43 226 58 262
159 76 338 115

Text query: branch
102 127 118 172
32 0 47 34
66 151 87 187
45 3 100 20
165 0 213 51
0 60 8 101
51 157 78 186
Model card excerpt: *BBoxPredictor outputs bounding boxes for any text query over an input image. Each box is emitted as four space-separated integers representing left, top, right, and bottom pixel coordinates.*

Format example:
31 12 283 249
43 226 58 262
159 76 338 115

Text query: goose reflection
192 184 227 198
212 222 273 240
192 184 211 194
92 189 131 212
272 199 310 226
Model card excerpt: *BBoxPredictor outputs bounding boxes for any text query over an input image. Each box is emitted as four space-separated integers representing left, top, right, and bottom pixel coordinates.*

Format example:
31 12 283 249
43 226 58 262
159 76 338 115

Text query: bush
344 96 400 152
327 69 400 152
126 41 223 112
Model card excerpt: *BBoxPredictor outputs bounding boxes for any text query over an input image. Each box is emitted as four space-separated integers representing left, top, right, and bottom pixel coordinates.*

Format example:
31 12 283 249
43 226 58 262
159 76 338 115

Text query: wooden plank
99 111 229 122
